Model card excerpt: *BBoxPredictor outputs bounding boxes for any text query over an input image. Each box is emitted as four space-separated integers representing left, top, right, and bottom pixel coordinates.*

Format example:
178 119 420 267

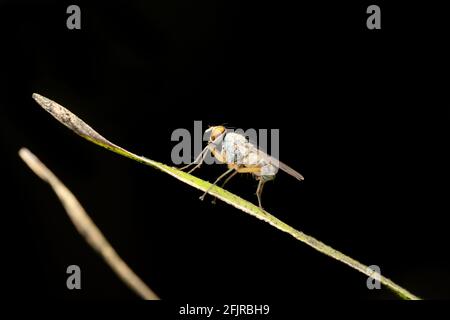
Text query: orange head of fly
206 125 226 143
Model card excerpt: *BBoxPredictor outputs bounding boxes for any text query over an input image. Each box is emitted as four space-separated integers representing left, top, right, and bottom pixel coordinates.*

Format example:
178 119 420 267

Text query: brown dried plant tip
32 93 113 148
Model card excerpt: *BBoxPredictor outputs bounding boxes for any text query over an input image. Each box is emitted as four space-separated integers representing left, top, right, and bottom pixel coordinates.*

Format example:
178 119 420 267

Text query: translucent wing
227 132 304 181
276 159 305 181
256 147 304 181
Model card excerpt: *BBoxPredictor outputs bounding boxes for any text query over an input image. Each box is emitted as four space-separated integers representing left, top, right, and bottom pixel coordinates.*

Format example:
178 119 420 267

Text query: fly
181 126 304 210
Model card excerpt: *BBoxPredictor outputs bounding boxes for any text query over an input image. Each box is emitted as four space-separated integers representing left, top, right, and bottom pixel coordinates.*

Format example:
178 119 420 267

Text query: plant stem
19 147 159 300
30 92 420 300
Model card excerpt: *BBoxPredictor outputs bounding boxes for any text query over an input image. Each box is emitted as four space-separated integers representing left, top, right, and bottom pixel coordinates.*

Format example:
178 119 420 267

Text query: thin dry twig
19 148 159 300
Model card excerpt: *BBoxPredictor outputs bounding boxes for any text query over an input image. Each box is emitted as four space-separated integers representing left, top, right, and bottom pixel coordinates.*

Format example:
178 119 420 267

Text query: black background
0 1 448 300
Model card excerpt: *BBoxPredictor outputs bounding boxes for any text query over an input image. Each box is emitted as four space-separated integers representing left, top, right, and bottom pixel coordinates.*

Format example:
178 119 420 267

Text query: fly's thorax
222 132 249 164
223 132 247 145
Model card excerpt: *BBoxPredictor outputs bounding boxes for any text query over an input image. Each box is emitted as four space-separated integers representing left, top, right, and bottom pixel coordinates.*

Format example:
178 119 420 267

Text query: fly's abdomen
223 132 279 180
259 164 277 181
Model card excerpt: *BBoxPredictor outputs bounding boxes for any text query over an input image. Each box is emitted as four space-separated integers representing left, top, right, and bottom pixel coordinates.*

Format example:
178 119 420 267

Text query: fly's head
206 125 226 144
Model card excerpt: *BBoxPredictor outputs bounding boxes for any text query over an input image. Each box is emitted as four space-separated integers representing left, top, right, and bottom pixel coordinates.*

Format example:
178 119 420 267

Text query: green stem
31 93 420 300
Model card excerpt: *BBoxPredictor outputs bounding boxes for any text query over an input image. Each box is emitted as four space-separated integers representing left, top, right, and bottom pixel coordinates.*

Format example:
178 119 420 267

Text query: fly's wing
258 149 304 181
240 135 305 181
275 159 304 181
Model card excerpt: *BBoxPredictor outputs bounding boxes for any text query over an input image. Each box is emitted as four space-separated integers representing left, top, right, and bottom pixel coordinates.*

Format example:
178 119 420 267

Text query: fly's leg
181 144 226 174
199 168 235 201
228 164 266 210
211 170 238 205
180 145 209 173
211 164 261 204
209 144 227 163
256 179 265 210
